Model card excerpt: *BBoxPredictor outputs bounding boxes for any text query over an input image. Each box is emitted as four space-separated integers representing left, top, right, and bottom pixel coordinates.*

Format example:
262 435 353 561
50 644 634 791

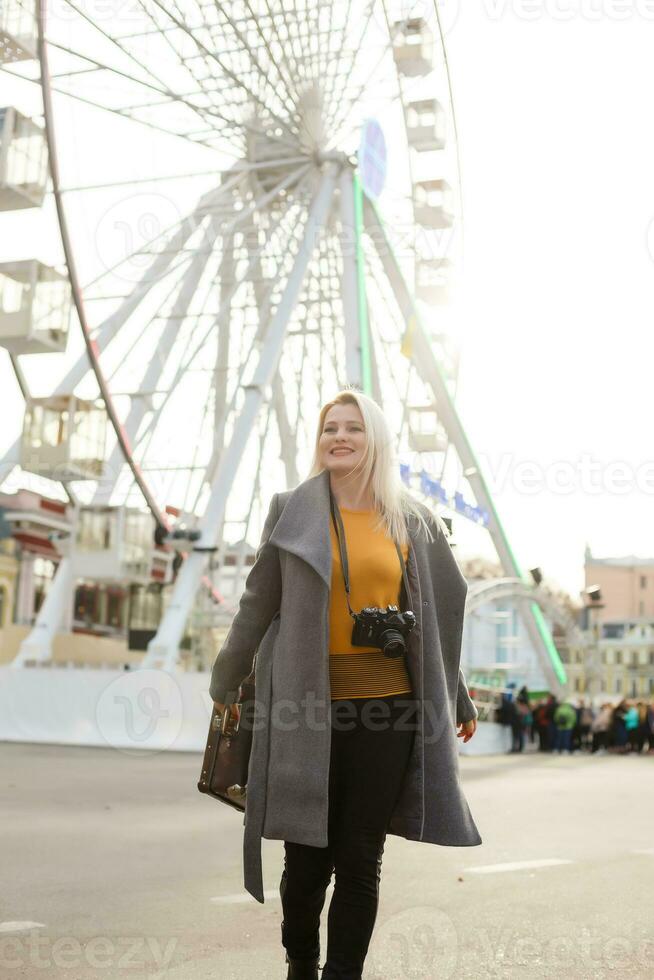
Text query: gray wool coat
209 467 482 903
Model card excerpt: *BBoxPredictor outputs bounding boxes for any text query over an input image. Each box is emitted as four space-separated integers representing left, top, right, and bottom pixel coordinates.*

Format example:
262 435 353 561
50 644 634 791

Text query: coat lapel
267 468 333 588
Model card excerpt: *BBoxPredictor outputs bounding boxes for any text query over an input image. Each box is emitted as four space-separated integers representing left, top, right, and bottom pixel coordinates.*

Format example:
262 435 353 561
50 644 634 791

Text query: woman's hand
213 700 240 727
457 718 477 743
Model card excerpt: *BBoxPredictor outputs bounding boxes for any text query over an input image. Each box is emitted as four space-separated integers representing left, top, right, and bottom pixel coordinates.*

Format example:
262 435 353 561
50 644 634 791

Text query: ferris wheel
0 0 567 693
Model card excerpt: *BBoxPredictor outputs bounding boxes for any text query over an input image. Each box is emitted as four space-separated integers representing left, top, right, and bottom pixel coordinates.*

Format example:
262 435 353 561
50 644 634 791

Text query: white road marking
0 921 46 933
211 884 334 905
465 858 574 874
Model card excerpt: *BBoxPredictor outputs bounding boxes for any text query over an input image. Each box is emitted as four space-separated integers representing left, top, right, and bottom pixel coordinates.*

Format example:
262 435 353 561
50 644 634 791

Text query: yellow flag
401 314 416 358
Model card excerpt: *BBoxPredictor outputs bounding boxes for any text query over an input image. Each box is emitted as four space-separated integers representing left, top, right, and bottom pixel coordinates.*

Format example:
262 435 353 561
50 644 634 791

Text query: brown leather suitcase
197 674 256 812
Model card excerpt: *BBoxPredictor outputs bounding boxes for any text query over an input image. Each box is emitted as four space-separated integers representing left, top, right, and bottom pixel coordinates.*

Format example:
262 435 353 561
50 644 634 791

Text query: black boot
285 951 320 979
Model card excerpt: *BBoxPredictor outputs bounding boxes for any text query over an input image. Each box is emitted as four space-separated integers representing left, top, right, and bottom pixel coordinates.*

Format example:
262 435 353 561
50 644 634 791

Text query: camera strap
328 485 412 619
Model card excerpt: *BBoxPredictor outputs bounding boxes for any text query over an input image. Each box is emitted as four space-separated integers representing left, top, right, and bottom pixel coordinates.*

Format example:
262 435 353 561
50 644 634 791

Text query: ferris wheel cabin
0 259 71 355
73 506 157 585
20 395 107 482
417 257 452 305
407 404 448 454
406 98 447 152
392 18 434 77
414 178 455 230
0 107 48 210
0 0 37 63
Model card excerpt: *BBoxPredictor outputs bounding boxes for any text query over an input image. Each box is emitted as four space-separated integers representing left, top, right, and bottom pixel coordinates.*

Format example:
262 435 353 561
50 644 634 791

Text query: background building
562 548 654 701
584 545 654 622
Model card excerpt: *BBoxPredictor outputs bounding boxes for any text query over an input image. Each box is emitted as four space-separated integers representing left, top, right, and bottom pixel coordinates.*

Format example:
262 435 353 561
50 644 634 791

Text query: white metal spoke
321 3 382 142
239 0 305 108
147 0 300 146
205 0 300 120
314 0 357 128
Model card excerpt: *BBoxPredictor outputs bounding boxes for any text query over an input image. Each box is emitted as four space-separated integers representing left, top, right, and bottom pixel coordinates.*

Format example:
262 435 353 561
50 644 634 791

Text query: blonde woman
210 389 481 980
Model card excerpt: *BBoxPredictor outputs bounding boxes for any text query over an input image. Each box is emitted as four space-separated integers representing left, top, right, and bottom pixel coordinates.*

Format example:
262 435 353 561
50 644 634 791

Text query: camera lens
381 629 405 658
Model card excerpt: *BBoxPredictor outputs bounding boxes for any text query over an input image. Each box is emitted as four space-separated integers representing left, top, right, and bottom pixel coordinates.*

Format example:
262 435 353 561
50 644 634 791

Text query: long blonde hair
306 388 444 547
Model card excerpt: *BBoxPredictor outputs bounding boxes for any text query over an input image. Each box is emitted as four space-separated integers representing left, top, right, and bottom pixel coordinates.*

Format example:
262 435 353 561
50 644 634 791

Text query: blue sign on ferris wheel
358 118 387 200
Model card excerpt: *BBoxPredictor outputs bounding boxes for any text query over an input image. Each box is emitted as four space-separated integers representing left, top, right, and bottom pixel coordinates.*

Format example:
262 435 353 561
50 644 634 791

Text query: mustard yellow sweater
328 507 413 700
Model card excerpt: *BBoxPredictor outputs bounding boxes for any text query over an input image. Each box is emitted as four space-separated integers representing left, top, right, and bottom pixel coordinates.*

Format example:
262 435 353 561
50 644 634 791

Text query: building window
615 677 622 694
77 508 116 551
33 557 55 616
639 601 644 616
0 585 6 627
74 583 99 626
128 583 164 630
106 590 126 629
640 575 647 589
615 650 622 665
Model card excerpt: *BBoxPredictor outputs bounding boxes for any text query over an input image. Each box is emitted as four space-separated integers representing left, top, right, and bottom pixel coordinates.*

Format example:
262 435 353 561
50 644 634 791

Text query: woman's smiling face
319 403 367 474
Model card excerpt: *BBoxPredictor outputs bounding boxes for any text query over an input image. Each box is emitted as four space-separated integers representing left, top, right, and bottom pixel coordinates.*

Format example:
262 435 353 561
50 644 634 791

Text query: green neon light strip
364 193 567 686
353 171 373 395
530 602 567 685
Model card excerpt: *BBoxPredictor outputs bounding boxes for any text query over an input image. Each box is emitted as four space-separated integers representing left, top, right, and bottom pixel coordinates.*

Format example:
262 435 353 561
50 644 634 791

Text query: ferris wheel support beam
338 168 364 388
195 219 242 585
141 161 341 672
0 436 20 485
10 557 75 667
240 204 299 492
362 194 566 698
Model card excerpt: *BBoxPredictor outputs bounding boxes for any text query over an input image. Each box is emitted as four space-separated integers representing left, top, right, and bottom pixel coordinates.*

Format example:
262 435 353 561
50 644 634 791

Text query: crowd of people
497 685 654 755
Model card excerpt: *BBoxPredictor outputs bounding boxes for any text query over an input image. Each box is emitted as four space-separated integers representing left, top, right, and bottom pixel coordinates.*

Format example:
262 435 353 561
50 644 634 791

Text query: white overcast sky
1 2 653 601
445 2 654 598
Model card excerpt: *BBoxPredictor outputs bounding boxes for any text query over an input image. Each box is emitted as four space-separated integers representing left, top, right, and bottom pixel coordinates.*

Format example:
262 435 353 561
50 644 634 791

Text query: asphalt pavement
2 740 652 979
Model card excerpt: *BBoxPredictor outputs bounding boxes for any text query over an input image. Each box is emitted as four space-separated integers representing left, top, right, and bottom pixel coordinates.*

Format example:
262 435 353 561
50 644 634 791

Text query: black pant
510 722 524 752
279 693 418 980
